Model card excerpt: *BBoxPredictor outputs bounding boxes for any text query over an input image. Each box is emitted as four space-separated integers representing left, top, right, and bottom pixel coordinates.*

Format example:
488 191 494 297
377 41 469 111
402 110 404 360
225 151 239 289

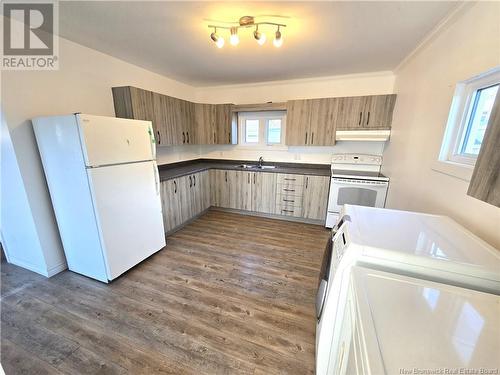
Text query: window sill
236 144 289 151
431 160 474 182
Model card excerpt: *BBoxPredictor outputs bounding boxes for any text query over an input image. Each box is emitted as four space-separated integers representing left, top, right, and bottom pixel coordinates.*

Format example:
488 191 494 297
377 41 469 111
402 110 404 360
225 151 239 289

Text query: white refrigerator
33 114 166 282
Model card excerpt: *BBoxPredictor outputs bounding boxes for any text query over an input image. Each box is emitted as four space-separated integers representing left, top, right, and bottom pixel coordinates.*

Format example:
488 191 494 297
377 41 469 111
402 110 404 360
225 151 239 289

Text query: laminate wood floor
1 210 330 375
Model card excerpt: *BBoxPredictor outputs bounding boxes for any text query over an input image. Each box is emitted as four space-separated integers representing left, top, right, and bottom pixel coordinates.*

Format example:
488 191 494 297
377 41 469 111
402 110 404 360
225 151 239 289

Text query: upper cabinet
112 86 234 146
286 94 396 146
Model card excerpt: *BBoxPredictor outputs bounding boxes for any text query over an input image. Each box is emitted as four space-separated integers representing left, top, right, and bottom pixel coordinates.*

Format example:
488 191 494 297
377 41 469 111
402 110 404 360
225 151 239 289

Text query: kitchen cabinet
211 169 231 208
302 175 330 220
113 86 233 146
285 94 397 145
286 98 338 146
215 104 233 144
160 171 210 233
336 95 397 130
286 100 313 146
160 178 183 232
252 172 277 213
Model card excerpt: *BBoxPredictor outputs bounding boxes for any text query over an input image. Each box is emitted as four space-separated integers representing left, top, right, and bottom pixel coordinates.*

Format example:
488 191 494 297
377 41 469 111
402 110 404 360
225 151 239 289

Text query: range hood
335 130 391 142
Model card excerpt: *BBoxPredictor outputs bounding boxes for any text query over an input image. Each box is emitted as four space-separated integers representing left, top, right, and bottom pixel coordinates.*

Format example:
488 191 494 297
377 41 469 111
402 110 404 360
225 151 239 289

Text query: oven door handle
316 279 328 319
332 178 388 186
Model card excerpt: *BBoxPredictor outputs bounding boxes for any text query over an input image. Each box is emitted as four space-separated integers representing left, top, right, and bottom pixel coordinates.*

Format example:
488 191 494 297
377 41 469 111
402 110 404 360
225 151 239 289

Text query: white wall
1 36 197 276
383 2 500 249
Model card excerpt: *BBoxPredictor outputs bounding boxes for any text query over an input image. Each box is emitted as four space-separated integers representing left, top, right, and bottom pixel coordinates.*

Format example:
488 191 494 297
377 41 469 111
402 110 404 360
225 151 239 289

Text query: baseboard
210 207 325 226
46 260 68 277
6 257 50 277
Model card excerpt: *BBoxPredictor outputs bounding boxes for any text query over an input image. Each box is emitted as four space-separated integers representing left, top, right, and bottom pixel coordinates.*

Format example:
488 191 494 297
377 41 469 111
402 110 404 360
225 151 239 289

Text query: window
438 68 499 174
239 111 286 147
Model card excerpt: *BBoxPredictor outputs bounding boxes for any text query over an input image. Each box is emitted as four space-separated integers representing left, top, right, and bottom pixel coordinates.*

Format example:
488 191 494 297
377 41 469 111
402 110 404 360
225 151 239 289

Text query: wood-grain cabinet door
361 95 396 129
286 100 312 145
195 104 215 145
302 175 330 220
200 171 211 210
252 172 277 213
215 104 233 144
160 179 183 232
151 93 171 146
216 170 231 208
230 171 252 211
189 173 203 216
335 96 366 130
178 175 193 222
309 98 338 146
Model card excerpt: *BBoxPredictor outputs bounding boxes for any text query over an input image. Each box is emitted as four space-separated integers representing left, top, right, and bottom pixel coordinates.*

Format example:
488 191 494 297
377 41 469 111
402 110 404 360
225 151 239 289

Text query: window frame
435 67 500 180
238 111 287 148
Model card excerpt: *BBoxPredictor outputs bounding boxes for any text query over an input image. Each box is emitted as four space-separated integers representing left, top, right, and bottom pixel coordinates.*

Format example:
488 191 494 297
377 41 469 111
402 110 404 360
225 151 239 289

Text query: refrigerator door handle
153 163 160 196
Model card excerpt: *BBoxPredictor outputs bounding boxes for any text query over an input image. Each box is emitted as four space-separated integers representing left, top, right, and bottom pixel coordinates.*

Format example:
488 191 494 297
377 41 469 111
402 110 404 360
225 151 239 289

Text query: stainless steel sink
258 165 277 170
238 164 258 169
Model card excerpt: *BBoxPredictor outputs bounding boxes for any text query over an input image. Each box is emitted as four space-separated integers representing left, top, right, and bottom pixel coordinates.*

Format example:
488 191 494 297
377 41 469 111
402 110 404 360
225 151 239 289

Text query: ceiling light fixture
273 26 283 48
208 16 286 48
253 25 266 45
210 28 225 48
229 27 239 46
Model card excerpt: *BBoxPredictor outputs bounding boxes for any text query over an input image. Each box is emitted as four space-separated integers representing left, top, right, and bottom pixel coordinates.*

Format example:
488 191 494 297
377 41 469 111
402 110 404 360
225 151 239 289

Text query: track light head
230 27 239 46
210 30 224 48
273 29 283 48
253 27 266 45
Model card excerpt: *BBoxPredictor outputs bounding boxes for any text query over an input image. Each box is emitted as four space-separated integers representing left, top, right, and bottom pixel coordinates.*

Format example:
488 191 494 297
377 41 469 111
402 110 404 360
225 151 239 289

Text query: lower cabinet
160 170 210 233
162 169 329 232
302 175 330 220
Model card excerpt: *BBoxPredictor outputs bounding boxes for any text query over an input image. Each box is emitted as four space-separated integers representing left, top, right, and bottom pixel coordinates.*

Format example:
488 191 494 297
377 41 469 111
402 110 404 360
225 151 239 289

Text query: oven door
328 178 388 213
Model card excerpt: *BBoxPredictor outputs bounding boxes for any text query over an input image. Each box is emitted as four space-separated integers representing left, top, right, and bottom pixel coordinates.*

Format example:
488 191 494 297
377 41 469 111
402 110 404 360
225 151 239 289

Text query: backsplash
156 141 386 165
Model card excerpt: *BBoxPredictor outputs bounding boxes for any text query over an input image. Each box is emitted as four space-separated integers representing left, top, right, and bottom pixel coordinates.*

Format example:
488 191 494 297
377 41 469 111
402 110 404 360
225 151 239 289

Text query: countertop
158 159 331 181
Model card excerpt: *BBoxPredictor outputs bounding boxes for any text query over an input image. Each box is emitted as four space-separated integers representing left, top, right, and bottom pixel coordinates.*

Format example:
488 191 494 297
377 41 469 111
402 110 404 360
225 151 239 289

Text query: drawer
276 183 304 196
276 194 303 207
277 174 305 186
275 204 302 217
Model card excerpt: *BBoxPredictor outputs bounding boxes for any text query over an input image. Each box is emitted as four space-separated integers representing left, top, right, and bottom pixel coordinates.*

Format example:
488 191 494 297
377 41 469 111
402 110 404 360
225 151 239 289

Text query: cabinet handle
248 173 250 184
228 132 231 144
284 178 296 181
358 112 362 125
253 173 256 184
366 111 370 125
156 130 161 145
189 175 192 188
284 188 295 192
282 209 294 213
182 132 185 144
213 132 216 143
193 175 196 186
311 132 314 145
225 171 227 182
306 177 309 189
283 199 294 203
305 132 308 144
187 132 190 144
174 180 177 193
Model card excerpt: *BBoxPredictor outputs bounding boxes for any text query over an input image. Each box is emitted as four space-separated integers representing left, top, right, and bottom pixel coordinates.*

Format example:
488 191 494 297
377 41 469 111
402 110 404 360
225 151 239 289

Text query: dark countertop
158 158 331 181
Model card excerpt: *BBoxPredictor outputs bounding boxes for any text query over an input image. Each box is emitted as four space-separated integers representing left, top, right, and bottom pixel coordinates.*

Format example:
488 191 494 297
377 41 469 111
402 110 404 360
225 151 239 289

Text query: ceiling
59 1 458 87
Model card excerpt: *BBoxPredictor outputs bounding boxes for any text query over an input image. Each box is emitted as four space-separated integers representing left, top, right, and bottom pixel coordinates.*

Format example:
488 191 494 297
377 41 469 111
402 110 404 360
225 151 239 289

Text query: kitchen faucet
258 156 264 168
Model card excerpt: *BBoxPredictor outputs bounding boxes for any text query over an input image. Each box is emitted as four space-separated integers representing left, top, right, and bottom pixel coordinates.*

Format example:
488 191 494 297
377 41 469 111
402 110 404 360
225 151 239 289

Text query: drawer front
275 204 302 217
276 183 304 196
276 194 303 207
277 174 305 186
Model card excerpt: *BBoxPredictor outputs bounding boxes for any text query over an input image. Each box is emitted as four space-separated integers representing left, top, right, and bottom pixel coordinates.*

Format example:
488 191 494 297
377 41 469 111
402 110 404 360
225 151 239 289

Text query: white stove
326 154 389 228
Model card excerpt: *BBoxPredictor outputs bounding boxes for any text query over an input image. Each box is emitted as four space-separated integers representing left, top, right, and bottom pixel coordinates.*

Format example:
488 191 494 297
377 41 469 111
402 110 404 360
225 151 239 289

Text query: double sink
238 164 276 170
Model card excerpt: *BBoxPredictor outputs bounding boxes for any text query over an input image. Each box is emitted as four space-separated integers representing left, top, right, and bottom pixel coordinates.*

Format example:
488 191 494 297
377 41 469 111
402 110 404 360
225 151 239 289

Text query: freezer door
87 160 165 280
77 114 155 167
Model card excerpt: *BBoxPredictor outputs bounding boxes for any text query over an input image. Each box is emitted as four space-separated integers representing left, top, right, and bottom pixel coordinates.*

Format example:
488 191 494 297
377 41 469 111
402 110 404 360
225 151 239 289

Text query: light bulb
253 29 266 45
210 31 224 48
215 37 225 48
273 29 283 48
230 27 239 46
